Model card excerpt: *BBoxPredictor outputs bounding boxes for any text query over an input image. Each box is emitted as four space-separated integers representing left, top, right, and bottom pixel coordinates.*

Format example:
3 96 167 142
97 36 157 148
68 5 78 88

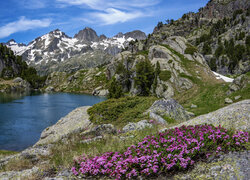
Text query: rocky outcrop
172 150 250 180
170 100 250 131
227 73 250 94
146 98 192 124
122 120 152 133
74 27 99 42
0 166 39 180
35 106 91 145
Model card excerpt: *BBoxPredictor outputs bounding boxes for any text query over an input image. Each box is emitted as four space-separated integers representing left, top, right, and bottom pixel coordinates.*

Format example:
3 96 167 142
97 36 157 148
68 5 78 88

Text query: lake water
0 92 105 151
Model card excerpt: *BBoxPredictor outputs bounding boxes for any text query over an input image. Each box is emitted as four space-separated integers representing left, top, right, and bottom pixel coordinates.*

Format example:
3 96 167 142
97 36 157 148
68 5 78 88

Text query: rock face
74 27 99 42
173 150 250 180
151 0 250 75
35 106 91 145
146 98 191 124
176 100 250 131
107 36 216 98
0 166 39 180
227 74 250 94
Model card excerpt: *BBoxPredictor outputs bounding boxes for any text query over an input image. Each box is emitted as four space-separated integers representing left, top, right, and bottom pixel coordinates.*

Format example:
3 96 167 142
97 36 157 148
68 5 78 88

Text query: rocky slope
133 0 250 75
107 35 221 99
4 28 146 75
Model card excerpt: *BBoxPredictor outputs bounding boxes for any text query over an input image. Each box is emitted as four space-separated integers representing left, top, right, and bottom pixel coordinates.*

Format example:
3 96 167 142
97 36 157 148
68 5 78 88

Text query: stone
98 89 109 96
13 77 23 83
122 120 152 133
35 106 91 145
45 86 54 92
89 124 117 136
234 95 241 100
0 166 39 180
225 98 233 104
146 98 191 123
191 104 197 108
172 100 250 131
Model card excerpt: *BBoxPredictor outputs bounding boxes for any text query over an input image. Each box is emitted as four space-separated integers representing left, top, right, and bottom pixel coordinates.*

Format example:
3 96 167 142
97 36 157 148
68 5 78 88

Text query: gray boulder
35 106 91 145
146 98 191 124
173 100 250 131
13 77 23 83
122 120 152 133
45 86 54 93
225 98 233 104
227 74 250 94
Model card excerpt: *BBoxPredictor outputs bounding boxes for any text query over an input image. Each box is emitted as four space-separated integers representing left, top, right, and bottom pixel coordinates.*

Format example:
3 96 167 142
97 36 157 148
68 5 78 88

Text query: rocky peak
115 32 124 38
74 27 99 42
124 30 146 40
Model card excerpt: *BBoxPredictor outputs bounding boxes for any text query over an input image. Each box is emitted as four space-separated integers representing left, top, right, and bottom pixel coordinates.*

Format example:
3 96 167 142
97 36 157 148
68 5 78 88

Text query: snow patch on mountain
213 71 234 82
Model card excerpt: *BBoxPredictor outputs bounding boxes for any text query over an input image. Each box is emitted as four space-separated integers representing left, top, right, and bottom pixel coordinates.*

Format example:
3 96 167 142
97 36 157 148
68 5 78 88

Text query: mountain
147 0 250 75
5 29 146 75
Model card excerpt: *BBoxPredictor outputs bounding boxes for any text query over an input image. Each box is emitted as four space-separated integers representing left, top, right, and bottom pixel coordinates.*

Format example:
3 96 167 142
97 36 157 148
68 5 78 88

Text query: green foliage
108 78 124 99
157 21 163 29
185 44 197 55
134 59 155 96
215 44 224 58
202 42 212 55
209 58 217 71
233 9 243 20
162 115 176 124
87 96 158 127
152 61 161 93
159 70 171 81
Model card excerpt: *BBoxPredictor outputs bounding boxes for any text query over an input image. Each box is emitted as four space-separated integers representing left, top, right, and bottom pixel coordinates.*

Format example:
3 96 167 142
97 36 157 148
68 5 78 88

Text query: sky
0 0 209 44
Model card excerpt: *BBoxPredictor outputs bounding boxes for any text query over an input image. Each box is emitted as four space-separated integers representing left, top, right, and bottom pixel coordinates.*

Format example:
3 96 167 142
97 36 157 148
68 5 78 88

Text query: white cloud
56 0 159 25
0 17 51 39
93 8 144 25
17 0 47 9
56 0 159 10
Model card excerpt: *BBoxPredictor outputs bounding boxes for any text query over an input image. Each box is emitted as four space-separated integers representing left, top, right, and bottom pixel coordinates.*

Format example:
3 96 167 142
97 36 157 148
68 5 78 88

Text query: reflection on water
0 92 105 151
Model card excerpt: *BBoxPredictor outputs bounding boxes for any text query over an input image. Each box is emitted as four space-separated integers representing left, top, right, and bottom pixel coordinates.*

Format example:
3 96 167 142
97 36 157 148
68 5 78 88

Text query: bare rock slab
35 106 91 145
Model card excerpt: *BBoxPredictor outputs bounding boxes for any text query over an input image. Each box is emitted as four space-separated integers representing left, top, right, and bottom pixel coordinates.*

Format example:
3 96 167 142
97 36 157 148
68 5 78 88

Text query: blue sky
0 0 209 44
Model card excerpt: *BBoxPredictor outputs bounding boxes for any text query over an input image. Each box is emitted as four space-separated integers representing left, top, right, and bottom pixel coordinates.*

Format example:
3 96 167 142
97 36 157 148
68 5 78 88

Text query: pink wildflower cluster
72 125 248 179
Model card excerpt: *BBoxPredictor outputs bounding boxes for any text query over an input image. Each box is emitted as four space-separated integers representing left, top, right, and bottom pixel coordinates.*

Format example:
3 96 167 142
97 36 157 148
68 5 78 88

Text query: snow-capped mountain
4 28 146 74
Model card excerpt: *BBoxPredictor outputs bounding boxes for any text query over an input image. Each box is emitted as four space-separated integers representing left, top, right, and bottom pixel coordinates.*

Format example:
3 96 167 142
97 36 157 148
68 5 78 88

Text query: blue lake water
0 92 105 151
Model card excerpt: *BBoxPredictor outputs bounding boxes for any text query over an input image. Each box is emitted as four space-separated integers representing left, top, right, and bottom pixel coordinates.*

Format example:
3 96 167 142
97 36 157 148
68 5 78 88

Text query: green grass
180 82 250 116
0 150 18 158
159 70 171 81
87 96 158 127
184 44 198 55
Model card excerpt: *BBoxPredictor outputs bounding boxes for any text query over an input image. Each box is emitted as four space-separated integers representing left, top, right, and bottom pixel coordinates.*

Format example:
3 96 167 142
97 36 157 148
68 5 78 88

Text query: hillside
131 0 250 75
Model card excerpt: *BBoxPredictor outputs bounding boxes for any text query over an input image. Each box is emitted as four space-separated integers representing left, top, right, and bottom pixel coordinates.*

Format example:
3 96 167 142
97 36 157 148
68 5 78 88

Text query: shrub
134 59 155 96
159 70 171 81
184 45 197 55
87 96 157 127
72 125 248 179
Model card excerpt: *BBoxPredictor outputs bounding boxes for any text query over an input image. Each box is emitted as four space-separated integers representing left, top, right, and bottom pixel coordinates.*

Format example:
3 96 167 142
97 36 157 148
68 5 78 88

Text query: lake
0 92 105 151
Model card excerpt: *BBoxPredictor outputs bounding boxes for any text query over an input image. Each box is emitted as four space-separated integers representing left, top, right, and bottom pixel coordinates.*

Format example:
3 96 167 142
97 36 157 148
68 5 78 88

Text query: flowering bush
72 125 248 179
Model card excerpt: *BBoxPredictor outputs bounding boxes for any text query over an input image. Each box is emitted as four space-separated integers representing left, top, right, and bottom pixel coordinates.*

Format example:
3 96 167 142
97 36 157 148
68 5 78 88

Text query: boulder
227 74 250 94
234 95 241 100
35 106 91 145
45 86 54 93
84 124 117 136
13 77 23 83
173 100 250 131
191 104 198 108
225 98 233 104
122 120 152 133
146 98 191 123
